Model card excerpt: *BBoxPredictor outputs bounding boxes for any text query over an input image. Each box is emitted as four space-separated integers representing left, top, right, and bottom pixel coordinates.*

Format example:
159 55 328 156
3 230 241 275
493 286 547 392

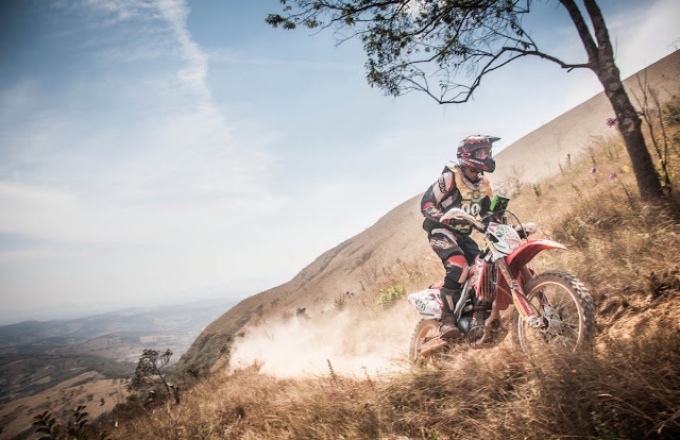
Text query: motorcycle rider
421 135 499 338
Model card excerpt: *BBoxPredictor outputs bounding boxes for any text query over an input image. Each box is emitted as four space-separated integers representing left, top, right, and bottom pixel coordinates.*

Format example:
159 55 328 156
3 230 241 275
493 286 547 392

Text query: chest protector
442 167 493 234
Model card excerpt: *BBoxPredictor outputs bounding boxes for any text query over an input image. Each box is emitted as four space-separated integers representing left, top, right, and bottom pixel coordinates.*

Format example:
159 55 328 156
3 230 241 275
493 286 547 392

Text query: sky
1 0 679 325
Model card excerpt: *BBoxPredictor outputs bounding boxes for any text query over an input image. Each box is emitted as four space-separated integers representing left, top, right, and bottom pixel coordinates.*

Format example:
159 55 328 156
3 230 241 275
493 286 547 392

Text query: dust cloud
228 301 420 378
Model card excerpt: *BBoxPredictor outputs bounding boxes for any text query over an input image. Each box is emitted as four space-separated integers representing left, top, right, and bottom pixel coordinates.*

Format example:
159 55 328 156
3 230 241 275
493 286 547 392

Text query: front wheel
514 271 595 355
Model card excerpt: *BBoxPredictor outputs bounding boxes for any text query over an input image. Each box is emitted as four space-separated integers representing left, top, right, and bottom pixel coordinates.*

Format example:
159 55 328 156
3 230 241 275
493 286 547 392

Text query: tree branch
502 48 590 71
558 0 597 68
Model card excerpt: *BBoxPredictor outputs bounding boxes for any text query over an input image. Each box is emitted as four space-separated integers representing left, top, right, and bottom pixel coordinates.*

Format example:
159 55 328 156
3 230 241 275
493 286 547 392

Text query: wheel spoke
517 272 592 353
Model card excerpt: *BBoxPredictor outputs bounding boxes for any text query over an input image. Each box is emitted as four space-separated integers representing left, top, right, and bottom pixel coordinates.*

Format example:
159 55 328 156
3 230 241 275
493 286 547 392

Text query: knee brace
444 254 468 288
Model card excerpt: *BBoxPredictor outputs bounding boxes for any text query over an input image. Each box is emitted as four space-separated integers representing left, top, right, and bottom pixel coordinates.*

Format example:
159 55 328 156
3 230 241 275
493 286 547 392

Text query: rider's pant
427 227 480 292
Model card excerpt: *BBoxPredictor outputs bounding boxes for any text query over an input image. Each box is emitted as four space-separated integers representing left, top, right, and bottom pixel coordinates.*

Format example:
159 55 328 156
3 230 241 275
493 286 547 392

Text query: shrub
375 285 407 309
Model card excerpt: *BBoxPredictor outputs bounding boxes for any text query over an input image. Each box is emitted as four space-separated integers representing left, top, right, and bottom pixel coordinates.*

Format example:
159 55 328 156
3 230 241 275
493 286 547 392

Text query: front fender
506 239 566 272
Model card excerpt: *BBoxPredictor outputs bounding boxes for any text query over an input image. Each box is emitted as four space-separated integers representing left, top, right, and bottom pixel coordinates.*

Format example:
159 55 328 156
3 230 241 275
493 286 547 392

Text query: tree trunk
584 0 663 201
597 71 663 200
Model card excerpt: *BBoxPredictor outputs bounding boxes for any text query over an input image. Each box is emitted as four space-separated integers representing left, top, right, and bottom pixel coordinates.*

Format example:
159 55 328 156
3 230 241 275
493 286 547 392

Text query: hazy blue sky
1 0 678 324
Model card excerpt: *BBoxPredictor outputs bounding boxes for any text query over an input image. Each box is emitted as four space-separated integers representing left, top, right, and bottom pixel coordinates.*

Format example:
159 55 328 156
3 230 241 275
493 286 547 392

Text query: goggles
472 147 491 159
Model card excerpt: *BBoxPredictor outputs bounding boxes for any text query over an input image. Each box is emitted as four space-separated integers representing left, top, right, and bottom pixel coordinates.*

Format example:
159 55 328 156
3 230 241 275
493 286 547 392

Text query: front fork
495 259 544 329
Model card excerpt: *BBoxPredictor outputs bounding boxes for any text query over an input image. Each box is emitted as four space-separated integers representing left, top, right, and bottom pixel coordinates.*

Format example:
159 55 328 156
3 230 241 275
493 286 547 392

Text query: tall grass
110 329 680 439
109 103 680 440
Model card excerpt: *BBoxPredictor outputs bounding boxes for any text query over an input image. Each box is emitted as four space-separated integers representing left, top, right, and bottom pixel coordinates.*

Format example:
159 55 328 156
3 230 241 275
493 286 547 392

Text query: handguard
514 222 537 239
440 208 484 231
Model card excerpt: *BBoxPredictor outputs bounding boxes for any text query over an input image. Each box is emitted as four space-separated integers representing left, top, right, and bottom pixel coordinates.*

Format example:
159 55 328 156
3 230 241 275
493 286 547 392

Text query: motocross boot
439 287 461 338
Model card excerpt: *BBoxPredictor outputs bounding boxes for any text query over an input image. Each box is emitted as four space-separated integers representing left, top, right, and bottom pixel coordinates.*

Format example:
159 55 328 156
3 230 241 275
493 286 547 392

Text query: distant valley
0 296 237 439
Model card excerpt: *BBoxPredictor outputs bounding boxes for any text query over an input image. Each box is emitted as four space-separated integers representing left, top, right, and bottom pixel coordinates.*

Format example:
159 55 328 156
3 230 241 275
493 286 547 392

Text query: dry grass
100 104 680 440
109 329 680 439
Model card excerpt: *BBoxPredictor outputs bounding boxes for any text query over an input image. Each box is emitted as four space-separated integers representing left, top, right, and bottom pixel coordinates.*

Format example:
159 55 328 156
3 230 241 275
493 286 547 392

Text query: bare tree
128 349 174 401
267 0 663 200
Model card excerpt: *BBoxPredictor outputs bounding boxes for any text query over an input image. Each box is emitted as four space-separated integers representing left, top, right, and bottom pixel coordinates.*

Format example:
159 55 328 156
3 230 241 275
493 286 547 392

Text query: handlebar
440 209 536 237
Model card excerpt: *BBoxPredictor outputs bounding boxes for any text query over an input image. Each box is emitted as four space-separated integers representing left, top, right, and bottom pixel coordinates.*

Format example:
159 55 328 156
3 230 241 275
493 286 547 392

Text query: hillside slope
178 49 680 374
492 49 680 187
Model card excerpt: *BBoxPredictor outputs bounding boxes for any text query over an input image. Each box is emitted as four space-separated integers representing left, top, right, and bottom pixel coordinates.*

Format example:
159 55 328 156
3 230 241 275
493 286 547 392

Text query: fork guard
495 239 567 310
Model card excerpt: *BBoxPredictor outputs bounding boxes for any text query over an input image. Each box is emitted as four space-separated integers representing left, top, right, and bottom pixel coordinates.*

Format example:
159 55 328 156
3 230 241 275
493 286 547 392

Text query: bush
375 285 407 309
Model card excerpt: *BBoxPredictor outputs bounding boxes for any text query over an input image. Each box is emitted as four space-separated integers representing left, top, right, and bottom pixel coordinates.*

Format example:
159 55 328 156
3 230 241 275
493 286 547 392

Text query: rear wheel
409 319 443 366
514 271 595 355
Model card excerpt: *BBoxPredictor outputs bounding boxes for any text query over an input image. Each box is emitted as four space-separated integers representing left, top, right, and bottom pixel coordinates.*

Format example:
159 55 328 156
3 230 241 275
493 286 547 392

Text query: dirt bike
408 194 595 363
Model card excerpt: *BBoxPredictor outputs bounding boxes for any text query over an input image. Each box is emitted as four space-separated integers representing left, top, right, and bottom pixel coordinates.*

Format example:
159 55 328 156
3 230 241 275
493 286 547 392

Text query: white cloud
80 0 159 24
157 0 210 94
